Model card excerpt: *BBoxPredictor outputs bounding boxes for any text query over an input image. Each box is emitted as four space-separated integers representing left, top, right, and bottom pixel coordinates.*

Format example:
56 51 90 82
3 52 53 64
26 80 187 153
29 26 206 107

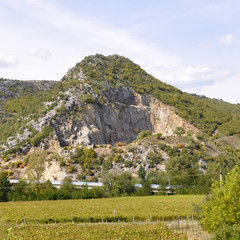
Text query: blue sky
0 0 240 103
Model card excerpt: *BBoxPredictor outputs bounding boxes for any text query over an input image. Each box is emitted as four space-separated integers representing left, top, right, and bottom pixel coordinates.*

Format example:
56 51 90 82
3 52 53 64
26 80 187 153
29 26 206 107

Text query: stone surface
52 87 199 147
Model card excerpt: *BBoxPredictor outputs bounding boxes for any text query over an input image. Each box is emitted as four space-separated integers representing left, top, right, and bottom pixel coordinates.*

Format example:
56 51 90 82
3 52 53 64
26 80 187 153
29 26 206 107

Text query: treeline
0 171 153 202
0 169 215 202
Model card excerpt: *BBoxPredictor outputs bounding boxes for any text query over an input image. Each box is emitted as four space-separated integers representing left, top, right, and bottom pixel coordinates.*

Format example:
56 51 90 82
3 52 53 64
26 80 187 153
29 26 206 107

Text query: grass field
0 223 188 240
0 195 204 224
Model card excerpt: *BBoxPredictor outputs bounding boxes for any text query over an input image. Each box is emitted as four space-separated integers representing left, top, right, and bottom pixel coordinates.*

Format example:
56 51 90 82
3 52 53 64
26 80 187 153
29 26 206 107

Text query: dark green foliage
10 180 32 201
156 133 163 139
70 147 97 170
166 153 201 186
58 177 74 199
158 143 180 157
158 142 171 152
213 225 240 240
10 180 57 201
138 166 146 183
102 157 113 171
136 181 153 196
112 154 124 163
137 130 152 140
201 166 240 232
125 160 133 168
0 171 10 201
9 179 106 201
103 172 136 197
218 118 240 136
3 145 21 155
82 94 95 104
146 171 169 186
196 134 205 141
147 152 163 168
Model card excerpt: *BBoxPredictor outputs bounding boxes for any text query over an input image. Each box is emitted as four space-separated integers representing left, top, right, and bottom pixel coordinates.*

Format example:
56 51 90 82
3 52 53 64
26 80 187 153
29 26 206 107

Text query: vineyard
0 195 204 224
0 222 188 240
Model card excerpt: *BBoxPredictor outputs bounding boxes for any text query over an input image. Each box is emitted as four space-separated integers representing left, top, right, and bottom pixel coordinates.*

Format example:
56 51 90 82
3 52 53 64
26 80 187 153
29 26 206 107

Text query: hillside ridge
1 54 240 184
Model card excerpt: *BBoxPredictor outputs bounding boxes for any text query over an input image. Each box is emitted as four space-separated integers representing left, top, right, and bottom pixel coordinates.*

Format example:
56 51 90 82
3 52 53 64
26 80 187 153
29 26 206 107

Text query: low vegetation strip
0 195 204 224
0 223 187 240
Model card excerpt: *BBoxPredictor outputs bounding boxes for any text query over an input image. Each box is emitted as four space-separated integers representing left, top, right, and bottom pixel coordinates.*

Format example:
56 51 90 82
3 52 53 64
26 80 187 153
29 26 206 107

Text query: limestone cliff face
49 87 198 148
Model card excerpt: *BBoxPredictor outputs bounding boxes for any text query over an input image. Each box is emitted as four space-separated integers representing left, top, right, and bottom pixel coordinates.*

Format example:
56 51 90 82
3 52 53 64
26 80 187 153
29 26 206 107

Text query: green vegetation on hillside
0 79 57 145
192 94 240 135
1 54 240 149
76 54 233 134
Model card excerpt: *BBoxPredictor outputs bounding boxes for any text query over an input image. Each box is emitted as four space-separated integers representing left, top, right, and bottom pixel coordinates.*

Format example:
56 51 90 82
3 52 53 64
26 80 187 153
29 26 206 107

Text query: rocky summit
1 54 240 182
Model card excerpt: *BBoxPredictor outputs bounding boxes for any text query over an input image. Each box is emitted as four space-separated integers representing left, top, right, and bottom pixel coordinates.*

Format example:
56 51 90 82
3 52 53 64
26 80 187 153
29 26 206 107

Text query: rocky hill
0 78 57 101
1 54 240 183
0 78 57 125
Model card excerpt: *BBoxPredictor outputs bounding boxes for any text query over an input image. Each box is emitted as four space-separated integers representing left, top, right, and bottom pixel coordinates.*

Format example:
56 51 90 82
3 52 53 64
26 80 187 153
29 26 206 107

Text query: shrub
176 143 185 148
117 148 124 154
214 225 240 240
174 126 185 137
60 159 66 167
125 160 133 168
156 133 163 139
82 94 95 104
200 166 240 232
112 154 124 163
117 142 127 147
137 130 151 140
12 161 22 168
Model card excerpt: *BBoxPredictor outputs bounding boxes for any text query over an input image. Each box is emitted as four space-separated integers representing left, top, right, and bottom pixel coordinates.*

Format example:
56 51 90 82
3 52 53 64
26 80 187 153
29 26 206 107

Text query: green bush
82 94 95 104
137 130 151 140
214 225 240 240
201 166 240 232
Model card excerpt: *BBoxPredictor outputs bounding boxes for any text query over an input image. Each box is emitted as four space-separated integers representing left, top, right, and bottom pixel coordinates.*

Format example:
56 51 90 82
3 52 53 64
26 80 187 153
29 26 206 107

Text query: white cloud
0 54 19 68
0 0 238 103
144 63 236 90
31 48 52 61
219 34 233 44
186 68 240 104
0 0 180 81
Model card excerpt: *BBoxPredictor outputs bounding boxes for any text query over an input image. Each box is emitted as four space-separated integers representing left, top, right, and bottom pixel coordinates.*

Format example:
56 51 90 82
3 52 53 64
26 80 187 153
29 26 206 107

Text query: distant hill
0 78 57 101
0 78 57 125
0 54 240 183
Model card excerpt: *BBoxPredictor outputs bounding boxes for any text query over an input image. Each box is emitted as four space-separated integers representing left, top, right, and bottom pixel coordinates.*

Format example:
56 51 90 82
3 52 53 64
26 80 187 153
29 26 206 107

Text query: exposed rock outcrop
48 87 198 148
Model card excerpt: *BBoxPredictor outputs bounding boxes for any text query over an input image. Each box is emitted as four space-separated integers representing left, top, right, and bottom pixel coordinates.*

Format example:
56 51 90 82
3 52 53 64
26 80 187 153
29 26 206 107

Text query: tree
138 166 146 183
27 149 47 181
146 170 168 186
200 166 240 233
58 177 74 199
136 181 153 196
103 172 136 197
10 180 30 201
0 171 10 202
165 153 201 186
27 149 47 199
